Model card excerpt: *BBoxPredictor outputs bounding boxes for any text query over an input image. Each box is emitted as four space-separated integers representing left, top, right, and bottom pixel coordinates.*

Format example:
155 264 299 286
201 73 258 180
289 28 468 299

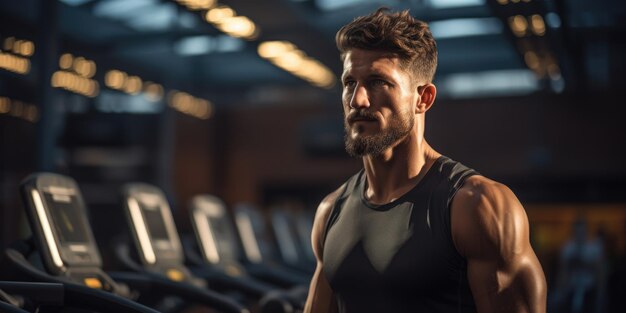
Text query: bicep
303 264 337 313
467 252 546 313
453 179 546 313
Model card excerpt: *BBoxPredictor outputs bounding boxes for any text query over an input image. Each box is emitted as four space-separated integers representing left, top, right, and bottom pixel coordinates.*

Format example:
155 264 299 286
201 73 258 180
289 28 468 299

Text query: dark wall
428 92 626 179
186 91 626 211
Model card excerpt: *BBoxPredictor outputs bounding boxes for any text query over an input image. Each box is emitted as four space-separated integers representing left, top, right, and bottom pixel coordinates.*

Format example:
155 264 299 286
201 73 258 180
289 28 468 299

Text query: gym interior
1 0 625 312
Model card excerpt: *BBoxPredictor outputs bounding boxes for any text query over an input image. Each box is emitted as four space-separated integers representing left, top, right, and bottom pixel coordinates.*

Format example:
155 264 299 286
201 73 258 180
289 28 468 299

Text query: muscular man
304 8 546 313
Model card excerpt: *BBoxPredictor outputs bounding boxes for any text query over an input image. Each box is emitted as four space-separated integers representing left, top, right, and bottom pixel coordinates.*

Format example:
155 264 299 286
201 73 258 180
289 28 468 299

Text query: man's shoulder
455 175 514 201
315 173 357 223
451 175 529 259
455 176 525 223
317 185 346 218
319 169 362 209
433 155 479 192
453 174 523 206
311 182 351 259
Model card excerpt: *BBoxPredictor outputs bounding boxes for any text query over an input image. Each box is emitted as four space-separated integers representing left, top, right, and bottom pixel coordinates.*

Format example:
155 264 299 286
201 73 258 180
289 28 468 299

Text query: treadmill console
123 184 185 280
21 173 102 274
19 173 125 293
190 195 240 266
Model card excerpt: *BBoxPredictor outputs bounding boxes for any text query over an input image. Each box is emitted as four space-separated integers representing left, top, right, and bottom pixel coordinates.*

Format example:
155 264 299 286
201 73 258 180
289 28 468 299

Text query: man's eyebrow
367 71 396 83
368 72 395 82
341 71 395 82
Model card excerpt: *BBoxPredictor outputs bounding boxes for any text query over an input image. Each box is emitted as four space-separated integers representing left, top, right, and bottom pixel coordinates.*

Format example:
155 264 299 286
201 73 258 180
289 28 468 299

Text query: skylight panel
428 0 485 9
429 17 502 39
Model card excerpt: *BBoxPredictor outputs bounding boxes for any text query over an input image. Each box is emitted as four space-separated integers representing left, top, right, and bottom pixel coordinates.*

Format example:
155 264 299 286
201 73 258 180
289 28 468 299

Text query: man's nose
349 85 369 109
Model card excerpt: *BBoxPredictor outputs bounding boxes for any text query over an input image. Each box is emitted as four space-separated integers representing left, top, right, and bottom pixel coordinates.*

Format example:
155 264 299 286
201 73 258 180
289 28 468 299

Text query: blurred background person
552 218 607 313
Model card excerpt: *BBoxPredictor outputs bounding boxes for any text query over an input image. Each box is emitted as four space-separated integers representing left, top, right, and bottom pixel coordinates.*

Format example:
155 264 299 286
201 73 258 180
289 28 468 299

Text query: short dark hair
336 8 438 83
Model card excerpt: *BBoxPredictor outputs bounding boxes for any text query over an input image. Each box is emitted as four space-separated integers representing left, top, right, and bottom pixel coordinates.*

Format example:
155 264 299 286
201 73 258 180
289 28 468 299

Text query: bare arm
303 188 343 313
451 176 547 313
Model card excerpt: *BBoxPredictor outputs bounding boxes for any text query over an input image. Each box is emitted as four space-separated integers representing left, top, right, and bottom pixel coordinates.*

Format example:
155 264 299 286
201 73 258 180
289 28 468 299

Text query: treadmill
189 195 308 312
232 204 311 288
269 205 315 274
118 183 249 313
0 173 158 313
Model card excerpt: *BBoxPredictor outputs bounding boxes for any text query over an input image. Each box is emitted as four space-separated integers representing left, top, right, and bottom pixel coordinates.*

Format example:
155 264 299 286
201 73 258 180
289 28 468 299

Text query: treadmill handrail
0 281 64 306
63 283 160 313
0 299 28 313
110 271 250 313
2 248 159 313
190 266 278 299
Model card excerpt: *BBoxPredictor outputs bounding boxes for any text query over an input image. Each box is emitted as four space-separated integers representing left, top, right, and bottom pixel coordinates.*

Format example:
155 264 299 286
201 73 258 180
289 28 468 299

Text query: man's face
341 49 419 157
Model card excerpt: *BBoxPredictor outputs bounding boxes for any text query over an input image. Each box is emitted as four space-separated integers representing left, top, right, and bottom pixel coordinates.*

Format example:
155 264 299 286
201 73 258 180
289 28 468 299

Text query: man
304 8 547 313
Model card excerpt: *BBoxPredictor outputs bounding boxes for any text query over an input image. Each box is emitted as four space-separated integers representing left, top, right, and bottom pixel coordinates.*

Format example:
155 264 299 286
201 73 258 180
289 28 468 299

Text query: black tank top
322 156 478 313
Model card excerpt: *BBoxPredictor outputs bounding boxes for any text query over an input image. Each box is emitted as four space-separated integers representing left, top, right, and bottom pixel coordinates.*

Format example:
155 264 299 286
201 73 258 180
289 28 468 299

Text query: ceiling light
51 71 99 97
0 97 10 113
198 4 260 40
205 6 236 24
168 90 214 120
524 51 540 70
105 70 127 89
19 41 34 56
59 53 73 70
143 82 164 101
509 15 528 37
12 40 23 54
258 40 336 89
85 61 96 78
218 16 257 39
0 52 31 74
530 15 546 36
257 41 295 59
124 76 143 95
272 50 305 71
177 0 216 10
73 57 88 76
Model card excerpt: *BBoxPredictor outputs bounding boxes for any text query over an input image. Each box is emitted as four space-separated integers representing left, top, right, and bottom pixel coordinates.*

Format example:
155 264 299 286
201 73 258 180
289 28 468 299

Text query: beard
344 110 414 158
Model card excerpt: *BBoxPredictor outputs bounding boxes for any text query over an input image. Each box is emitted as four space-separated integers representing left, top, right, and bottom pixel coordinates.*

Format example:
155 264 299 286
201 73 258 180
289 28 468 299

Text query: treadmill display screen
208 216 237 259
141 204 169 240
45 193 89 244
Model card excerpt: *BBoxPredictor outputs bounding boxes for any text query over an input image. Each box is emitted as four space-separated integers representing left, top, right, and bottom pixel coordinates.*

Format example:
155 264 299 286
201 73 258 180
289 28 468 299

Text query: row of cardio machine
0 173 316 313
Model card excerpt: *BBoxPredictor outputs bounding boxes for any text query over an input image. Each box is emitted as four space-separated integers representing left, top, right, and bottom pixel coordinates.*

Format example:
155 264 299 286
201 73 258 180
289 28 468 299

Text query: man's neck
362 137 439 205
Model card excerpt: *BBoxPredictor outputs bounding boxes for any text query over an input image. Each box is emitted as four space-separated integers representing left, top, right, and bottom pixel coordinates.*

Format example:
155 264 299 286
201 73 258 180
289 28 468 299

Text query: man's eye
371 79 386 87
343 81 356 88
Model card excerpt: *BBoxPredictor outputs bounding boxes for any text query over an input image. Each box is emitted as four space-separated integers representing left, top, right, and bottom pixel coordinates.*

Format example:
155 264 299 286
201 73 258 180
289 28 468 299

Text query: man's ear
416 84 437 114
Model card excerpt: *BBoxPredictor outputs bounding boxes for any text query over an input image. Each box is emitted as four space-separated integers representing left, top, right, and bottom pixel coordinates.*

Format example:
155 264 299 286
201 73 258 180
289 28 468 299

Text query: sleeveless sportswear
322 156 478 313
